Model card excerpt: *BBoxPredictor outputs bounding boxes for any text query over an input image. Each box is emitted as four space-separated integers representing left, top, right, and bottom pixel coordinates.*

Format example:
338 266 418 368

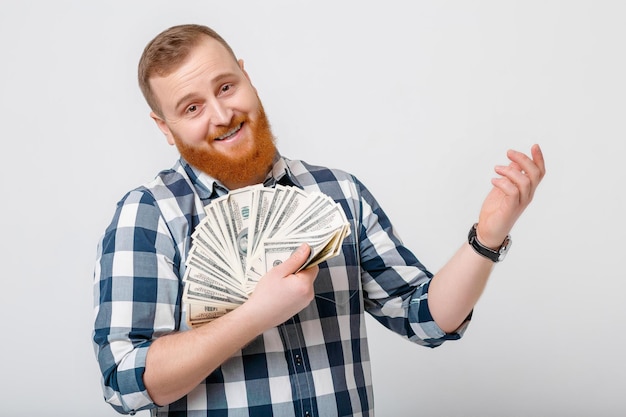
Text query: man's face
149 36 276 189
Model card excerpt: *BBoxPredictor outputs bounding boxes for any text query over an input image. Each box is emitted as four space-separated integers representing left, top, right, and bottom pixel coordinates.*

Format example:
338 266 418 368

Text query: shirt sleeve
354 178 470 348
92 188 181 414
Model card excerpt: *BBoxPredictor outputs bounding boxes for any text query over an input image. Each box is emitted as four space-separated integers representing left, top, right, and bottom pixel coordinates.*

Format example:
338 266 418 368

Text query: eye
219 83 233 95
186 104 198 114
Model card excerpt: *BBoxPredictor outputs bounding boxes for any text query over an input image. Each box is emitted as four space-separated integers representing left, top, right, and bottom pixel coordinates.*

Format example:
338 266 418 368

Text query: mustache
206 115 248 142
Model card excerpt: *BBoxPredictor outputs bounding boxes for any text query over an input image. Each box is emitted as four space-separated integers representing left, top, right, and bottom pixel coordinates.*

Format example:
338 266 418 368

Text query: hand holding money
243 243 319 329
183 184 351 328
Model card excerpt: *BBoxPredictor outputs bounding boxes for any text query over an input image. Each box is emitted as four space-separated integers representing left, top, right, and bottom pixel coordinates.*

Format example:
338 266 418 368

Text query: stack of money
183 184 351 328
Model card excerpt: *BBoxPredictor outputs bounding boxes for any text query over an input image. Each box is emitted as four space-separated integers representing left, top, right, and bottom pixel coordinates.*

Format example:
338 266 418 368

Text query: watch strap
467 223 511 262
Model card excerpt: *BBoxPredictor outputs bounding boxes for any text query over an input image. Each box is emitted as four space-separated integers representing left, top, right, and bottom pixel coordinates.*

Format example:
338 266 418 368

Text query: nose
207 98 232 126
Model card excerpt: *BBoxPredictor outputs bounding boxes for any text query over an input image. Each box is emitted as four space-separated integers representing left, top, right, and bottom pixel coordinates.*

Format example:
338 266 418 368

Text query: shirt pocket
312 255 361 318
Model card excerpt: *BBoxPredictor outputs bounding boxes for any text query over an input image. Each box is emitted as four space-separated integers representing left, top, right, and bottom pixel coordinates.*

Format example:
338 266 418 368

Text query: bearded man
93 24 545 416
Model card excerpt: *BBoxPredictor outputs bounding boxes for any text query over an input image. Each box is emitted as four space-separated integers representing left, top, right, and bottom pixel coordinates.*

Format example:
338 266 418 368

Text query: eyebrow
174 92 200 113
173 72 238 113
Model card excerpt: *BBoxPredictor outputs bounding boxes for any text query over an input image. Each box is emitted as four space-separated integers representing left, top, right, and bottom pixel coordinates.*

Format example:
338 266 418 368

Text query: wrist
468 223 512 262
475 227 503 250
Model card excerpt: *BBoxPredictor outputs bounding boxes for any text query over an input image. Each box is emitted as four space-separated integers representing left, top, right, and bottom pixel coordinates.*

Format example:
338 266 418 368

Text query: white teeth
216 123 242 141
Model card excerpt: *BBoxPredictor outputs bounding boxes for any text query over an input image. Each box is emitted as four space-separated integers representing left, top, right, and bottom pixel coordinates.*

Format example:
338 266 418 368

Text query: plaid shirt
93 155 468 416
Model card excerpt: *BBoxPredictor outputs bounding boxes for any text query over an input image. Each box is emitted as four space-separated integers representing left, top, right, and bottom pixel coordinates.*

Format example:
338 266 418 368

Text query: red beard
173 104 277 189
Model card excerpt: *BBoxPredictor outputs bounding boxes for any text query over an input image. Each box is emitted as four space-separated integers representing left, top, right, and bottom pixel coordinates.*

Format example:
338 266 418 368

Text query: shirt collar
178 153 302 203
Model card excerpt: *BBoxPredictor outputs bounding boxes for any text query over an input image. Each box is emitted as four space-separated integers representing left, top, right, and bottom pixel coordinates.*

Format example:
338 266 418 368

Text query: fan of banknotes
183 184 351 328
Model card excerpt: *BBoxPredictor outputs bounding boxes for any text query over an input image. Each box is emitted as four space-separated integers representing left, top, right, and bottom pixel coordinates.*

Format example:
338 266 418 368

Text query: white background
0 1 624 416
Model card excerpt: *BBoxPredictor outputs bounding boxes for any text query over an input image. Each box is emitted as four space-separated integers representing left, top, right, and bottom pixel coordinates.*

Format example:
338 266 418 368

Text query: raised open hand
476 144 546 248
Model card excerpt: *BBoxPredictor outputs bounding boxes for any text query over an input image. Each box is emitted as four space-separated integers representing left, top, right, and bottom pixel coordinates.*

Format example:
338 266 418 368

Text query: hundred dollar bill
246 186 276 261
278 194 328 235
207 202 243 278
261 228 346 272
186 303 235 327
272 189 313 237
186 246 241 289
226 185 256 273
182 281 243 308
249 185 287 255
189 231 236 277
193 216 228 255
281 199 347 236
260 242 302 274
183 264 247 302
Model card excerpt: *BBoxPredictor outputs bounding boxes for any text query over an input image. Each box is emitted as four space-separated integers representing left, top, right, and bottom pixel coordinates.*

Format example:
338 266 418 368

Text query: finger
531 144 546 178
491 177 521 206
508 161 523 174
494 164 531 202
506 149 539 180
269 243 311 277
507 146 545 186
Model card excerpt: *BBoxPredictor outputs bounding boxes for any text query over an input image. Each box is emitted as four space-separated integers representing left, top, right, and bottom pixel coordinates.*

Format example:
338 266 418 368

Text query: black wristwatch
467 223 512 262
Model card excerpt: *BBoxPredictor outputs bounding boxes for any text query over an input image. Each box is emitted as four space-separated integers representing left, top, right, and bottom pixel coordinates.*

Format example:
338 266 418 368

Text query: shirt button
295 354 302 366
304 412 311 417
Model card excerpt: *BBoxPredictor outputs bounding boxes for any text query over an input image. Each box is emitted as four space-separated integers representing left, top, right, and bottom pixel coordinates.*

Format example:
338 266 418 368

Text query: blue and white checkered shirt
93 155 468 416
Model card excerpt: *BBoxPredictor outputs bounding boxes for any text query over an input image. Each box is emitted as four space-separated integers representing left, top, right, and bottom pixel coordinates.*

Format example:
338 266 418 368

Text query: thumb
270 243 311 277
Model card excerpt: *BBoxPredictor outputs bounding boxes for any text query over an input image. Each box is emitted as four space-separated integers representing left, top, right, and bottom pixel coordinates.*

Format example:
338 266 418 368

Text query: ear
238 59 257 92
150 112 176 146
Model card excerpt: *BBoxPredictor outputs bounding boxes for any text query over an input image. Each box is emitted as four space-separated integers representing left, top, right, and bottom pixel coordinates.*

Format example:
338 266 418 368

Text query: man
93 24 545 416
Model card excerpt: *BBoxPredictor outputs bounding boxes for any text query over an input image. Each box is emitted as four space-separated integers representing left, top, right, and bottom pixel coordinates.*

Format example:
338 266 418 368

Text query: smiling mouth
215 123 243 141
